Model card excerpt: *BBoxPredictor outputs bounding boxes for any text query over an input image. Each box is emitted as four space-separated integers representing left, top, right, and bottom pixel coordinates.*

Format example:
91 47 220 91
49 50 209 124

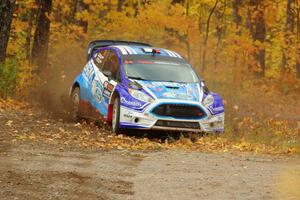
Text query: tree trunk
233 0 242 33
117 0 125 12
201 0 219 74
31 0 52 72
69 0 88 33
296 0 300 78
186 1 191 61
0 0 16 64
287 0 296 31
249 0 266 78
171 0 185 5
282 0 295 71
232 0 242 84
69 0 78 23
25 7 37 61
75 0 88 33
214 0 226 71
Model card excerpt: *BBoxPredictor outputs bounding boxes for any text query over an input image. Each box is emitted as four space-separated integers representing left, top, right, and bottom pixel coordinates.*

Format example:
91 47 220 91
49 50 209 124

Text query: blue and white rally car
70 40 224 133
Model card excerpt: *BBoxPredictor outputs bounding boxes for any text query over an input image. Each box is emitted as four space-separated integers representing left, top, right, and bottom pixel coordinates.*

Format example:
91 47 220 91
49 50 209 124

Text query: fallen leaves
0 98 30 111
1 98 300 154
6 120 13 126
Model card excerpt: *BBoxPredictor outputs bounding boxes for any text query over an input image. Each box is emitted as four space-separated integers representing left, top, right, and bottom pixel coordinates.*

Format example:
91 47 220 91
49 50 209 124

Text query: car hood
137 80 201 102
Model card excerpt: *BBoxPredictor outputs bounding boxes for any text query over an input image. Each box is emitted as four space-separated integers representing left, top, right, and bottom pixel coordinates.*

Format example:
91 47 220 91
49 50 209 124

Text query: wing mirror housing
103 70 112 79
201 80 210 94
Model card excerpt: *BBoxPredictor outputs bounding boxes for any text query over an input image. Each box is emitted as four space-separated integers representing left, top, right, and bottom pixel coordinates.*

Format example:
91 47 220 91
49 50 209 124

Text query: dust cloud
33 43 86 120
30 41 300 122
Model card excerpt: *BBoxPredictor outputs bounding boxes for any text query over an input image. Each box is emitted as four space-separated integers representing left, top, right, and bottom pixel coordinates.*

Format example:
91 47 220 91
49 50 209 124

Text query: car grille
151 104 206 119
155 120 200 129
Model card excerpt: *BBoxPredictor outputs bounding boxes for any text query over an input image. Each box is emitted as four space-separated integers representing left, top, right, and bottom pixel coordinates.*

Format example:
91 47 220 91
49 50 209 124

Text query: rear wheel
112 97 120 134
71 87 81 122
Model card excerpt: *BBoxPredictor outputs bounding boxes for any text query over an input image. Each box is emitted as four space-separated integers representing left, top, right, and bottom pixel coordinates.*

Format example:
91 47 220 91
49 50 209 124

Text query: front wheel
112 97 121 134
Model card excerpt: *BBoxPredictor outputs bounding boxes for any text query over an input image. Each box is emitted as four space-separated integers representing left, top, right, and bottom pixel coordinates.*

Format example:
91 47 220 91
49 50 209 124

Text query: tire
112 97 121 134
71 87 81 122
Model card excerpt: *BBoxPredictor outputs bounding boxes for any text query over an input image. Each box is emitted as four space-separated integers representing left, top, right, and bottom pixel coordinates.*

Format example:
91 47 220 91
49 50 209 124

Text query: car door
88 49 109 117
99 50 120 116
90 49 120 117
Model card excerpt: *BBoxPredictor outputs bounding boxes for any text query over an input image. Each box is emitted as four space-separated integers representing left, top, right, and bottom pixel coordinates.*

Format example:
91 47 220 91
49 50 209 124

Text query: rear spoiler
86 40 151 61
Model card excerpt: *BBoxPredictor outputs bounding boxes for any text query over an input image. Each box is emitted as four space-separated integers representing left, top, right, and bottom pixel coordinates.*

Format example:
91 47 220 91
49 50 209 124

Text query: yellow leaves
6 120 13 126
0 98 29 111
83 0 92 5
15 60 37 98
28 133 36 140
233 141 252 151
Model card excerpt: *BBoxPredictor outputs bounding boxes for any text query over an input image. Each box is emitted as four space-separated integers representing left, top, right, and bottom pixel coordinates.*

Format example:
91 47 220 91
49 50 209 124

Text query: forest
0 0 299 97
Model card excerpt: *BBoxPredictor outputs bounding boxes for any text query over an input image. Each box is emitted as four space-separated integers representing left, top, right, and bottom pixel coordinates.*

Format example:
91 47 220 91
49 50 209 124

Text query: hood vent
165 86 179 89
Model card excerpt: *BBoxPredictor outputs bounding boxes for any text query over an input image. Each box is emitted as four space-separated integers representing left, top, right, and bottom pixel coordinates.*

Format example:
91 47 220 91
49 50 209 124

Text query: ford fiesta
70 40 224 133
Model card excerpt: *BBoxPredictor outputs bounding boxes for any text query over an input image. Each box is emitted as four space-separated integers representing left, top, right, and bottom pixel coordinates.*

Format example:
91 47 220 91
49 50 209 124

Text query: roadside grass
221 117 300 154
150 116 300 154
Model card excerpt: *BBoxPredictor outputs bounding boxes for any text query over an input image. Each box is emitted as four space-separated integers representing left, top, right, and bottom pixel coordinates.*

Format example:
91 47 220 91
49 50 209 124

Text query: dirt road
0 102 300 200
0 142 300 200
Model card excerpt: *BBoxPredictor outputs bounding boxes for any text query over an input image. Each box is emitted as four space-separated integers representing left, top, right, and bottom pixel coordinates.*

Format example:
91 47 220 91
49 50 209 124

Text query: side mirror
201 80 210 93
103 70 112 79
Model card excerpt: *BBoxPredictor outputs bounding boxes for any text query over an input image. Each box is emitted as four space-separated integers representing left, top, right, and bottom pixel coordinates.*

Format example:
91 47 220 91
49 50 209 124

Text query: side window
102 50 120 81
93 50 108 69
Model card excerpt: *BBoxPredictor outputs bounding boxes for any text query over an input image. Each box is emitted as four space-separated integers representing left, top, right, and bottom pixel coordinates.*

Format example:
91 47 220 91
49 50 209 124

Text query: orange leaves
0 98 29 111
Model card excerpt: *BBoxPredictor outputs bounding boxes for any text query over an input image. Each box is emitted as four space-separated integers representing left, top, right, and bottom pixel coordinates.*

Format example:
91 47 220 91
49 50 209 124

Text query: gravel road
1 101 300 199
0 142 300 200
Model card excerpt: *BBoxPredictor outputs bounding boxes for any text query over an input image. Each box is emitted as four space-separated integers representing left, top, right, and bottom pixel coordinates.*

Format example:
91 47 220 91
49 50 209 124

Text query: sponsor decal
103 81 108 88
123 110 134 119
124 114 133 118
83 62 94 82
162 91 177 98
103 81 114 91
107 83 114 91
139 80 200 101
120 97 142 107
95 55 103 65
144 83 155 88
95 53 104 59
213 107 224 112
91 80 103 103
162 92 192 99
155 87 163 92
102 89 111 98
102 81 114 98
95 88 102 102
177 93 193 99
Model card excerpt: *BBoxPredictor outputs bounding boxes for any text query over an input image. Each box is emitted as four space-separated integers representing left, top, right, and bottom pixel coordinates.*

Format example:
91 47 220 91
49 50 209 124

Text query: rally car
70 40 224 133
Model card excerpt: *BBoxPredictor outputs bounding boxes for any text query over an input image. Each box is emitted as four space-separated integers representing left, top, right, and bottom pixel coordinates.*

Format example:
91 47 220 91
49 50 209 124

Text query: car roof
110 45 183 59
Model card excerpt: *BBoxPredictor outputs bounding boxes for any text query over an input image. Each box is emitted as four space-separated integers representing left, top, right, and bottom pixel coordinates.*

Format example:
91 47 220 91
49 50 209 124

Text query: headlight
203 94 214 107
128 88 153 103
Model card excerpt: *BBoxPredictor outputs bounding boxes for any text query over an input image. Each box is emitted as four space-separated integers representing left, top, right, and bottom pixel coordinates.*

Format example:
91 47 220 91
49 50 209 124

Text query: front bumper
119 100 224 133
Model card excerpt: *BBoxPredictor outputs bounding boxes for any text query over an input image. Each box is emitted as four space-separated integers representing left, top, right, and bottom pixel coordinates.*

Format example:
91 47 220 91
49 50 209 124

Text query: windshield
124 60 199 83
